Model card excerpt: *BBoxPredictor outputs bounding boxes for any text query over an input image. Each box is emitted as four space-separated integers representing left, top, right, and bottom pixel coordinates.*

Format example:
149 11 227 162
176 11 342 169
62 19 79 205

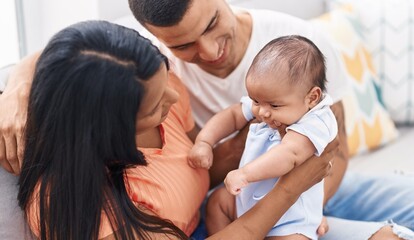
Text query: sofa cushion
311 6 398 157
0 168 34 239
326 0 414 125
349 126 414 174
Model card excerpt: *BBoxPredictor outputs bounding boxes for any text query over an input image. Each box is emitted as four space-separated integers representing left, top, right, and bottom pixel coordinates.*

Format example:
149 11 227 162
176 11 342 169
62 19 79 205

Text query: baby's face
246 73 311 129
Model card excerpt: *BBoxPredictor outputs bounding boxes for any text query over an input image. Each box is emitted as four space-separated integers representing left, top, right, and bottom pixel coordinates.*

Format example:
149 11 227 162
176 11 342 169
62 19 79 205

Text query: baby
189 35 338 239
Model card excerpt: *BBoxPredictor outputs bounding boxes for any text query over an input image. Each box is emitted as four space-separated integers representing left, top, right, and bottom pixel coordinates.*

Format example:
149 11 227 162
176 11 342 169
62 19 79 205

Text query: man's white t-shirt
150 8 349 127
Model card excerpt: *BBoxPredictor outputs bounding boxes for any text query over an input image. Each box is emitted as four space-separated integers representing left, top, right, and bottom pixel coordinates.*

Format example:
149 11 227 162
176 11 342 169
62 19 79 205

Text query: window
0 0 22 67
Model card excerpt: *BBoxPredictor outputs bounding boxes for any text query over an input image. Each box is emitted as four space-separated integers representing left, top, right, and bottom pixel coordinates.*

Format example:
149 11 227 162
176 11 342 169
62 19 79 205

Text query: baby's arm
188 103 248 169
224 130 316 195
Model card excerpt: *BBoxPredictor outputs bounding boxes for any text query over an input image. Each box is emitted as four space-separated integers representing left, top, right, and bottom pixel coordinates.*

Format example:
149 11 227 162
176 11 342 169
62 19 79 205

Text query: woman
17 20 333 239
18 20 194 240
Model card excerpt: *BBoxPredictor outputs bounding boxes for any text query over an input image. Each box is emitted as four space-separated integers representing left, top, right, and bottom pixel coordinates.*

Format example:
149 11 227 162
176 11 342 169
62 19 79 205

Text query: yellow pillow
312 6 398 157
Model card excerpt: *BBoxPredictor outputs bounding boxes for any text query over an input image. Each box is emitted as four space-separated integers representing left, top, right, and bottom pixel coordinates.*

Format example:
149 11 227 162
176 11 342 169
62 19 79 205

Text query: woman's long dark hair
18 20 187 240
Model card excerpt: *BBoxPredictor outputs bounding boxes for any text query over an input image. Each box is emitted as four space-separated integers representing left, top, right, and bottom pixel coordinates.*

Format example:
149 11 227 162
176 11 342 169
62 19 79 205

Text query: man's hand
188 141 213 169
224 169 248 195
0 81 30 174
0 53 38 175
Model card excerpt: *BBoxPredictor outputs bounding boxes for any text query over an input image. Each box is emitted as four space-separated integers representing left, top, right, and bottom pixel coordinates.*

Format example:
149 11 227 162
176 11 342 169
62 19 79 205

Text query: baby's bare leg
205 186 237 236
265 234 310 240
369 226 407 240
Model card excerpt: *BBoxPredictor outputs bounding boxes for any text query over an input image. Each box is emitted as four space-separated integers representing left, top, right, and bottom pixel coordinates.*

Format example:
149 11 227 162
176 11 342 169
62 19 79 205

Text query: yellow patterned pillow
327 0 414 125
312 6 399 157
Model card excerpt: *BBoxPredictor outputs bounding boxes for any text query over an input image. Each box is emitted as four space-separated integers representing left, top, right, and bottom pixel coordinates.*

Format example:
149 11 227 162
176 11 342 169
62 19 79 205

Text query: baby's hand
224 169 248 195
188 141 213 169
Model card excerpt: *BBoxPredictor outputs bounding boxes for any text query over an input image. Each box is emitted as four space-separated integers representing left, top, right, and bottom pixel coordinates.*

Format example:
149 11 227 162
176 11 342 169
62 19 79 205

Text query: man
126 0 414 239
129 0 348 192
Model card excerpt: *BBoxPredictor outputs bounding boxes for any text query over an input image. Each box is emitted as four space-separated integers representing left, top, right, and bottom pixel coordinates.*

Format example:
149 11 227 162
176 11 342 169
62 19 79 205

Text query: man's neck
233 8 253 66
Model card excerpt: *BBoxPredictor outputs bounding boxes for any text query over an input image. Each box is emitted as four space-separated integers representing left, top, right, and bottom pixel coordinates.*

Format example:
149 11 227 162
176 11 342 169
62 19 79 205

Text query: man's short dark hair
128 0 193 27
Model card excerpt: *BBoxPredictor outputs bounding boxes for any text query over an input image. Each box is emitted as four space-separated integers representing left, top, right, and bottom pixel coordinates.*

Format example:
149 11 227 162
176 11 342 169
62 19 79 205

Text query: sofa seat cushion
349 127 414 174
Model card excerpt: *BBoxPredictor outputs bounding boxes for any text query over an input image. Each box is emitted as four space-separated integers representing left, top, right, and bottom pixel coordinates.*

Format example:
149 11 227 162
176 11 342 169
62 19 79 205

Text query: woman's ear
306 86 322 109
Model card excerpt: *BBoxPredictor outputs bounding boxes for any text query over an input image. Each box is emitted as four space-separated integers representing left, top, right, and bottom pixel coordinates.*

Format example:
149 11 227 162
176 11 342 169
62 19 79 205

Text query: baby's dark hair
248 35 327 92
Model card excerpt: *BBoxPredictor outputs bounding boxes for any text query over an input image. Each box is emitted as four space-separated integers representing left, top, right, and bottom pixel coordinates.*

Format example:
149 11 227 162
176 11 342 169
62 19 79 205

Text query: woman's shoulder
166 71 194 129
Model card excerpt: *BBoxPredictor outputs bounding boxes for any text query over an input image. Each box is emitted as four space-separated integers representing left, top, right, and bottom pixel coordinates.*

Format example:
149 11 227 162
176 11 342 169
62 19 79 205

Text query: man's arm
186 125 199 143
324 101 348 204
0 52 40 174
207 104 343 237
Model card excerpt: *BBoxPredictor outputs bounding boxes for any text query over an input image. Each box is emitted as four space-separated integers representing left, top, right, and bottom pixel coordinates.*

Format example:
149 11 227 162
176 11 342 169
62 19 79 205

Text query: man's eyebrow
168 10 219 49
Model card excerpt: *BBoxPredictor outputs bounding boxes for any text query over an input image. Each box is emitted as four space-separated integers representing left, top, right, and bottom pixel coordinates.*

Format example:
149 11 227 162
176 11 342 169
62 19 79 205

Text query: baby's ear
306 86 322 108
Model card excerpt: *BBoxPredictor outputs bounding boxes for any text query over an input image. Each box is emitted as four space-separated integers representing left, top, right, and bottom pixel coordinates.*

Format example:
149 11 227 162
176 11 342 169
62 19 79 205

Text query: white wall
23 0 99 55
22 0 131 55
227 0 326 19
0 1 20 67
22 0 327 56
98 0 130 22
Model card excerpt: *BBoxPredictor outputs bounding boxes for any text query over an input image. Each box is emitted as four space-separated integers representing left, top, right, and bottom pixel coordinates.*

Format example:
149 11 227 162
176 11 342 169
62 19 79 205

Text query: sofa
1 0 413 239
